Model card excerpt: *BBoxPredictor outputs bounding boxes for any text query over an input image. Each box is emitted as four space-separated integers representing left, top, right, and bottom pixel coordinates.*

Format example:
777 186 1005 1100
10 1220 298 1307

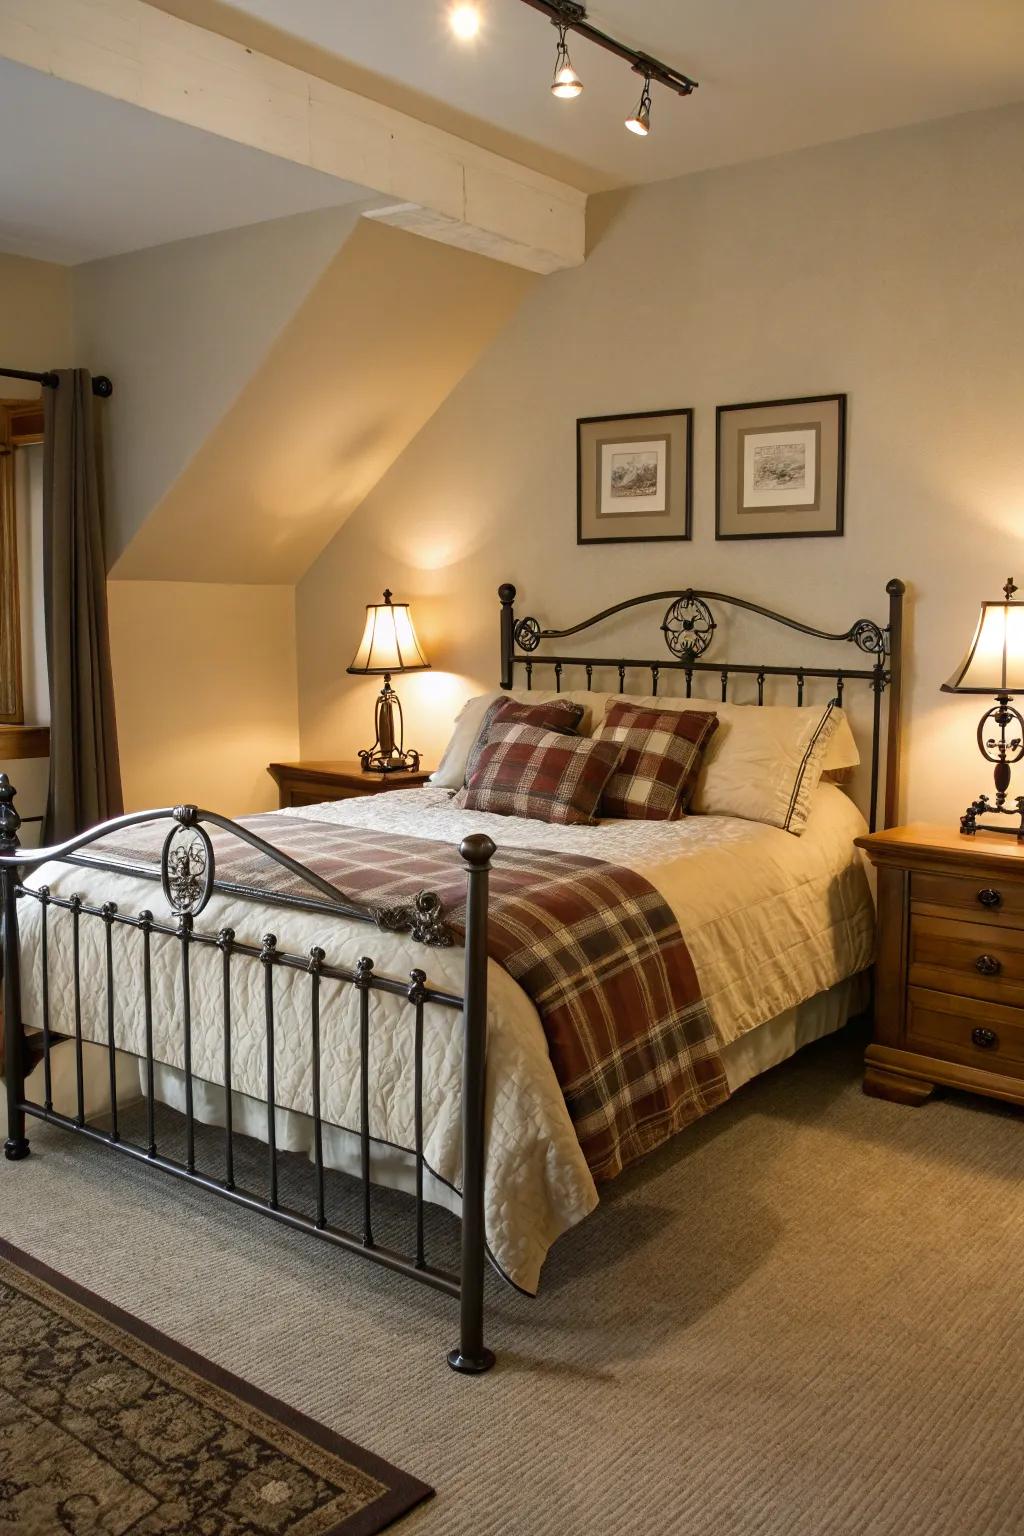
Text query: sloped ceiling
108 217 534 583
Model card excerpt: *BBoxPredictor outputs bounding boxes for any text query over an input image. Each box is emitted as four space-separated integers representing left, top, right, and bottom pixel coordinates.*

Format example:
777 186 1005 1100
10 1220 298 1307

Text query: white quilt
16 785 873 1292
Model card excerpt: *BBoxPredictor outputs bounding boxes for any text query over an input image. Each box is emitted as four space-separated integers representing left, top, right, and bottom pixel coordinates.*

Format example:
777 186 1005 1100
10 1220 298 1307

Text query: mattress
16 784 874 1292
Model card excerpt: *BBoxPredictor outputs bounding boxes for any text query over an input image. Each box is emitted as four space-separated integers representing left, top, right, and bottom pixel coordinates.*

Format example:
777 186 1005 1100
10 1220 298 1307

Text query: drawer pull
974 954 1003 977
971 1027 999 1050
977 887 1003 909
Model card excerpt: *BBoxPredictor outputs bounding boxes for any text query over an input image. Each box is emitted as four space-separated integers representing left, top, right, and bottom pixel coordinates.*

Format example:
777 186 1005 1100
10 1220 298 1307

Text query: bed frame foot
4 1136 30 1161
446 1345 496 1375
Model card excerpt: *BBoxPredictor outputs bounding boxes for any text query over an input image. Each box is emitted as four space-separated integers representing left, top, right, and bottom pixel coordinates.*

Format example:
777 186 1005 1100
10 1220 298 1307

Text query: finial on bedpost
459 833 496 869
0 774 21 851
498 584 517 691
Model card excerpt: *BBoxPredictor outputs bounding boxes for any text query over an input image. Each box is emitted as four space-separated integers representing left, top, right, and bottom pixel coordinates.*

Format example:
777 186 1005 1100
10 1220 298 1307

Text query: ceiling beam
0 0 587 275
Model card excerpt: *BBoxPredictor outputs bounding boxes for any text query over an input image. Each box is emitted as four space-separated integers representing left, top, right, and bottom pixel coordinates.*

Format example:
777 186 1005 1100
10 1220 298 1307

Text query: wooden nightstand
267 760 432 810
856 823 1024 1109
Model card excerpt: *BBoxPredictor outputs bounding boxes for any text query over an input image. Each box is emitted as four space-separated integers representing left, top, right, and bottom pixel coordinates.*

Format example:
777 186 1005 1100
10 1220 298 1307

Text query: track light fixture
517 0 697 135
551 23 583 99
625 75 652 137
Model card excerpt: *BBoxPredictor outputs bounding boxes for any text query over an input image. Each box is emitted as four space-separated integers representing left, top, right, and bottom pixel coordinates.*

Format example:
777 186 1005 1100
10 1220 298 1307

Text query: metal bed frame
1 577 904 1373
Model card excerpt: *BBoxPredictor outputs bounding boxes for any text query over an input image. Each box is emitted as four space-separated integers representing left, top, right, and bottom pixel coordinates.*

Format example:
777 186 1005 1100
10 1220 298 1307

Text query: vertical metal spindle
721 669 729 702
0 776 28 1161
218 928 235 1189
554 662 562 693
757 670 766 705
179 912 196 1173
71 895 85 1127
869 667 884 834
617 663 626 693
650 665 659 697
309 947 326 1228
448 834 496 1374
261 934 279 1207
408 968 427 1269
836 671 845 705
525 661 533 690
355 956 374 1247
585 663 593 690
140 911 156 1157
38 887 52 1114
797 671 805 705
102 903 119 1142
685 667 693 698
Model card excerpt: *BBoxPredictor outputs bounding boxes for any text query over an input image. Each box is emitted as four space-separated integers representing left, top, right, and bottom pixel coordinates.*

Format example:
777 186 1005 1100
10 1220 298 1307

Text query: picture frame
715 394 846 541
577 408 693 545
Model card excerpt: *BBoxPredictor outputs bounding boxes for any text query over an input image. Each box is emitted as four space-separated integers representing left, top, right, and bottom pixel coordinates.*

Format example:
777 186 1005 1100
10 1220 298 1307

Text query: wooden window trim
0 399 44 726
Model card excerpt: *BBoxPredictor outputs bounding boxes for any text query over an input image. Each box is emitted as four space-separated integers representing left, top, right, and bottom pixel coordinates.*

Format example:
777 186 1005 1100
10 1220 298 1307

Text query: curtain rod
0 366 113 398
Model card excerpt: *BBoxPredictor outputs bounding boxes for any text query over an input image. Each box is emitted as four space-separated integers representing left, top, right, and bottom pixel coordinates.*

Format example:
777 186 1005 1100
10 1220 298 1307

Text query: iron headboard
498 579 905 833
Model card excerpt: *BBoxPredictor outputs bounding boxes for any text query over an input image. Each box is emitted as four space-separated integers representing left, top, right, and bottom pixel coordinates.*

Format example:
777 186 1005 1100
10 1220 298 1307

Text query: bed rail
498 578 905 833
0 778 496 1374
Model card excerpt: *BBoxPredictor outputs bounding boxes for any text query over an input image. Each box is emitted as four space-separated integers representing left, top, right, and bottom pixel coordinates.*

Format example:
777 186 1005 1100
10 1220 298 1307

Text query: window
0 399 44 725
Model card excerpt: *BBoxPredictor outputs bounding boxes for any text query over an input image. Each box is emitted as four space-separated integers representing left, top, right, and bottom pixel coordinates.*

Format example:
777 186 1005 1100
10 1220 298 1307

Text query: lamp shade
942 579 1024 694
347 590 430 676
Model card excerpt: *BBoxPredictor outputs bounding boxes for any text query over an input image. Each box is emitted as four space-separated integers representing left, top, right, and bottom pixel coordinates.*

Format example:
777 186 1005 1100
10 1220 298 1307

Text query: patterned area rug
0 1238 432 1535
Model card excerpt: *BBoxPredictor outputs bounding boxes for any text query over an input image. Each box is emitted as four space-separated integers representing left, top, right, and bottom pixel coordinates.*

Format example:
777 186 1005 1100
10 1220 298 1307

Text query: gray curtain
43 370 122 842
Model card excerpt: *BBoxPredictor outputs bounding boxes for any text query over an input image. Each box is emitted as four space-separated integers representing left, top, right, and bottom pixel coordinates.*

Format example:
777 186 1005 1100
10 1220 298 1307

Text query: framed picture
716 394 846 540
577 409 692 545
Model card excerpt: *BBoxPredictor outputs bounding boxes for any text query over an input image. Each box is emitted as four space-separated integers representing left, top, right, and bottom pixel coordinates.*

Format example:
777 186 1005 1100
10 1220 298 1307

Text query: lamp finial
383 588 393 604
1004 576 1018 601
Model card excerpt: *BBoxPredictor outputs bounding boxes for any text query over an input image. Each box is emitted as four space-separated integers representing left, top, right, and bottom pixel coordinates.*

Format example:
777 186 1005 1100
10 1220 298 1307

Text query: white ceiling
0 58 371 266
216 0 1024 190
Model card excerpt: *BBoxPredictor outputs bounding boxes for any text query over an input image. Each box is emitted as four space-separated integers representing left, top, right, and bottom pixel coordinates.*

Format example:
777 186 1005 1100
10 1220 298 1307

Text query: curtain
43 370 122 842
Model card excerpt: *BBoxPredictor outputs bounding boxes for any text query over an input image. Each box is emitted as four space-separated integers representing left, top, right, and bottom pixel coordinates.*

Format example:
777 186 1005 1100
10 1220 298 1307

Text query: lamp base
959 794 1024 841
358 747 422 775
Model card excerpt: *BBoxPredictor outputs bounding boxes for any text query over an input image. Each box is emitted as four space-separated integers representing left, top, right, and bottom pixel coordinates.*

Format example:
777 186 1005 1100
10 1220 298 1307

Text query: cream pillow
596 694 841 833
430 688 602 789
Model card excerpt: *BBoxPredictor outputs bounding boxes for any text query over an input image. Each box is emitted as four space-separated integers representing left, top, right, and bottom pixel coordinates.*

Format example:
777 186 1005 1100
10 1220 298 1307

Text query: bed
0 579 905 1373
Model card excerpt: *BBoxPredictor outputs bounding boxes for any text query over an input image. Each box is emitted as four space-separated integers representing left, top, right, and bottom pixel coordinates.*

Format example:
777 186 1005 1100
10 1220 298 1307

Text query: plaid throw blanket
84 814 728 1182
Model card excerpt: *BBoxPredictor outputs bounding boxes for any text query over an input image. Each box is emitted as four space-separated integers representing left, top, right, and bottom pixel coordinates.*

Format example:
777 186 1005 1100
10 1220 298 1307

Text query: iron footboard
0 775 496 1375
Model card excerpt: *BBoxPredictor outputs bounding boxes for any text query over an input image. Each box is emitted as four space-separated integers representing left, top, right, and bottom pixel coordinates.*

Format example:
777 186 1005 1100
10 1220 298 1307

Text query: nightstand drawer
912 870 1024 926
909 914 1024 1006
907 987 1024 1076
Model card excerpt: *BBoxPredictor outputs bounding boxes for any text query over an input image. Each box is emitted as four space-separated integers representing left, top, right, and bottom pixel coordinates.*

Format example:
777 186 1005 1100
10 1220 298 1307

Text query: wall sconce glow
625 77 653 136
450 4 481 40
551 25 583 99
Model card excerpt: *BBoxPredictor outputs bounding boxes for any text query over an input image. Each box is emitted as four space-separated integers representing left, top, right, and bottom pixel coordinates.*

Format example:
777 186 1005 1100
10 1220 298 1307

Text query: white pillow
601 694 841 833
430 688 603 789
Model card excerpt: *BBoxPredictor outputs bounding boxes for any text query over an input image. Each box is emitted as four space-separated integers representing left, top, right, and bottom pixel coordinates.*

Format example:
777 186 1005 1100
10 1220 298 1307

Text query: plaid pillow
462 696 584 787
594 702 720 820
455 722 622 825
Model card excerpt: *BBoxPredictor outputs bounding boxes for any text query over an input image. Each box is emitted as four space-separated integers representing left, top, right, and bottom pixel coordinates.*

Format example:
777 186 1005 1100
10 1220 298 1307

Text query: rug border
0 1236 434 1536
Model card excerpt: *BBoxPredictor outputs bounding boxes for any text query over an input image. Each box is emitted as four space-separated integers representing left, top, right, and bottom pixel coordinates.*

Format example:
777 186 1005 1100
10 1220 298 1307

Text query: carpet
2 1020 1024 1534
0 1239 431 1535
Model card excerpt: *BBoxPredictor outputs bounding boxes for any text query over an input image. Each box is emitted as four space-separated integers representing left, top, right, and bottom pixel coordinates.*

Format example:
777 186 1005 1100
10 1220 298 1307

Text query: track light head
551 24 583 99
625 76 653 136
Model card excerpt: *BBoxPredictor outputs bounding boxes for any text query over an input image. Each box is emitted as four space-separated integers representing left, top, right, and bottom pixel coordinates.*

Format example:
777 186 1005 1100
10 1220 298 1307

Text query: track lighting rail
517 0 698 97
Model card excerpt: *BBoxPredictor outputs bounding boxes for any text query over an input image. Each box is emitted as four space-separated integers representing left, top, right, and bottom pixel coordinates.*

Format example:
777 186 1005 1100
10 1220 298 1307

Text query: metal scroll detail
513 616 541 653
160 818 215 915
375 890 454 948
850 619 888 656
661 595 716 661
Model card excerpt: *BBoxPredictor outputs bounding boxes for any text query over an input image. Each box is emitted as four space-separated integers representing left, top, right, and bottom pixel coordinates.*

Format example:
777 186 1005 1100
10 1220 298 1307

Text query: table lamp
347 590 430 773
942 576 1024 839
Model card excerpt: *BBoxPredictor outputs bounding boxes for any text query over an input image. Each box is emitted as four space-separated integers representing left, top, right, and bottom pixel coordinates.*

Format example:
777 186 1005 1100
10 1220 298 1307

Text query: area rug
0 1237 432 1535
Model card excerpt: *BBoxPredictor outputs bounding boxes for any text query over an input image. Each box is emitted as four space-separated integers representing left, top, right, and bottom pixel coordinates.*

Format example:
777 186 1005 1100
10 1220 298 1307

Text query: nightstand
856 823 1024 1109
267 760 432 810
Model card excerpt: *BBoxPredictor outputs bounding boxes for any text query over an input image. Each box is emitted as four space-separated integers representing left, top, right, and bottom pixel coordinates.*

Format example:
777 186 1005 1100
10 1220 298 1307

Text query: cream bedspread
16 785 873 1292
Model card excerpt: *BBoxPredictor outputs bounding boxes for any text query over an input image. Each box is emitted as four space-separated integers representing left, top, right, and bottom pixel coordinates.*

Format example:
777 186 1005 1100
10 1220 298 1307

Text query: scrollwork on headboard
498 579 906 833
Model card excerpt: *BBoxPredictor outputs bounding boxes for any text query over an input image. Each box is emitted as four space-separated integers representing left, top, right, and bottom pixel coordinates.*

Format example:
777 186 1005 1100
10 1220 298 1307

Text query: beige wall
71 205 363 569
296 101 1024 828
108 582 298 814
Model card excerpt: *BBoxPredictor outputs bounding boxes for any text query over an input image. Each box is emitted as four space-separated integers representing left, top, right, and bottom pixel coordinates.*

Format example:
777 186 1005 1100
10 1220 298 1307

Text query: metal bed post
1 776 29 1161
448 832 497 1375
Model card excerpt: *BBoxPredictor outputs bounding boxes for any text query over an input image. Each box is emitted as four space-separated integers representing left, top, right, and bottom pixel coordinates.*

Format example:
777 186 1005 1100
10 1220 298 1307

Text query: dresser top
856 822 1024 870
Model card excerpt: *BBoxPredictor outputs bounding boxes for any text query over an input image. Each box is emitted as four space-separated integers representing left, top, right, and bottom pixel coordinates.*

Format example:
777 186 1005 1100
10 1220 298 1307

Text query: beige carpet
3 1021 1023 1536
